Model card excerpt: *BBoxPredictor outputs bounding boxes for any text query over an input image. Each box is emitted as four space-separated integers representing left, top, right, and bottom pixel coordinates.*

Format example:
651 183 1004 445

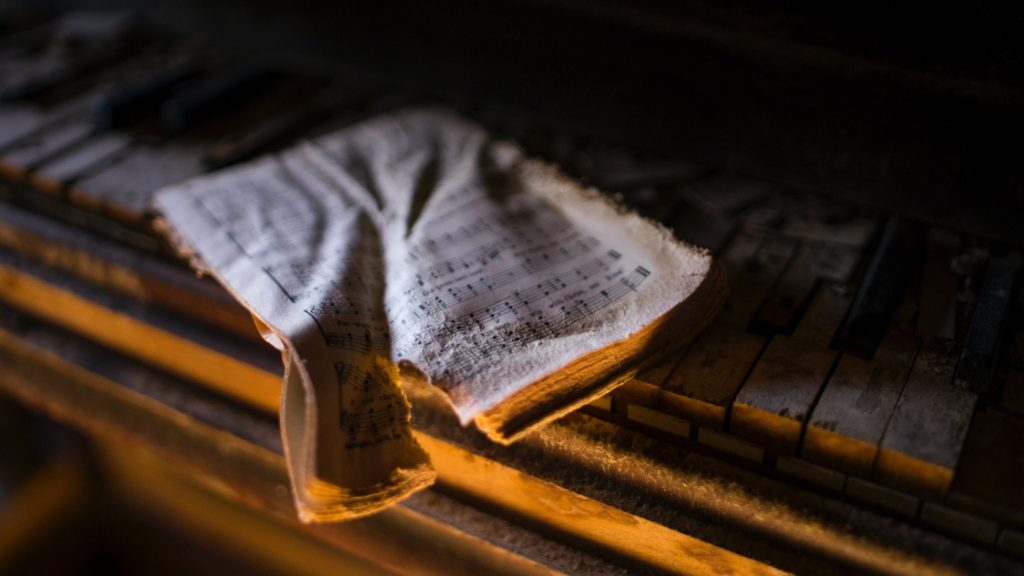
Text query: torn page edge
474 260 728 443
154 214 436 524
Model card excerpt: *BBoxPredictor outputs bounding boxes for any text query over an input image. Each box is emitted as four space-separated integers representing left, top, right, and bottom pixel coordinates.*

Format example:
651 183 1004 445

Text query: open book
154 108 726 522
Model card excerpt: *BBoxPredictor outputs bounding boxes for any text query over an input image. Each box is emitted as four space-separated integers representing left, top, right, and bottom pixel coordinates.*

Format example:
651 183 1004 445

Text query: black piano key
833 216 924 358
954 253 1022 401
160 65 277 135
92 61 203 130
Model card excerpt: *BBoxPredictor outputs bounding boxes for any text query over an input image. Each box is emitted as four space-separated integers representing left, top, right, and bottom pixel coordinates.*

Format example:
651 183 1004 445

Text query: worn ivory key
873 340 976 498
658 323 765 430
802 329 918 476
730 281 851 454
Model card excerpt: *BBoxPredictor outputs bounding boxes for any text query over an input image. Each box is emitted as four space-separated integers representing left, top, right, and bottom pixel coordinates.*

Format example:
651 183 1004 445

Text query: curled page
154 108 725 521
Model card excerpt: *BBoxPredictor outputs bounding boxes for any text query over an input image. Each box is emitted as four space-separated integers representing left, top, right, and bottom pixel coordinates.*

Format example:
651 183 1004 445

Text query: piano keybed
1 11 1022 568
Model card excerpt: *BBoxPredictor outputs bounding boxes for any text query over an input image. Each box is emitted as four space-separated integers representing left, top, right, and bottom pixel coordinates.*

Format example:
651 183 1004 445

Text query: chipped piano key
954 253 1021 401
833 216 924 358
872 340 976 498
802 329 918 477
730 282 851 454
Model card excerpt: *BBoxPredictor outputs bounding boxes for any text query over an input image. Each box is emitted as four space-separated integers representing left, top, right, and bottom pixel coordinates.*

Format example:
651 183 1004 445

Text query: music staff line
436 266 650 378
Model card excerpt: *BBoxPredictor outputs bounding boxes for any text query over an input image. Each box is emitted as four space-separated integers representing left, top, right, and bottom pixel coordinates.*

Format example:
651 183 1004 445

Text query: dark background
6 0 1024 242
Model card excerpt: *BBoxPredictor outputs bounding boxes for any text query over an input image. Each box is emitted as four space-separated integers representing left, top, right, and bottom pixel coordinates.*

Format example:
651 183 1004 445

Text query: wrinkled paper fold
154 108 724 521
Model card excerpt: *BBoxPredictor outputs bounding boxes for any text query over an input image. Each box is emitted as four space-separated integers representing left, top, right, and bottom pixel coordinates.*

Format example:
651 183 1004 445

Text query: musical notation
172 114 659 439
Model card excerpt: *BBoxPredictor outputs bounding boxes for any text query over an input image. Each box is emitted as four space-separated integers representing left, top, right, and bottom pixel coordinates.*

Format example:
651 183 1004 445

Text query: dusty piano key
678 172 771 216
715 229 796 327
68 142 205 222
873 340 976 498
0 117 94 180
160 65 278 135
730 281 851 454
749 237 861 336
658 323 766 429
27 132 132 194
947 409 1024 527
802 329 919 477
954 253 1021 401
612 355 687 430
833 216 924 357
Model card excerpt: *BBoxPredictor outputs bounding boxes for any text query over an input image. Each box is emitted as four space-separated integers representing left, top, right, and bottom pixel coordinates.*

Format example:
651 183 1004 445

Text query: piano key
92 60 204 129
920 503 999 546
750 240 859 335
0 118 93 179
802 329 918 477
160 65 277 135
0 13 134 102
954 253 1021 400
658 323 766 429
715 229 796 327
68 143 205 221
28 132 132 193
696 427 764 463
778 203 878 248
626 404 691 438
947 409 1024 527
915 229 959 340
833 216 924 357
730 282 851 454
845 477 921 518
678 173 770 215
775 456 845 491
872 340 976 498
611 355 681 418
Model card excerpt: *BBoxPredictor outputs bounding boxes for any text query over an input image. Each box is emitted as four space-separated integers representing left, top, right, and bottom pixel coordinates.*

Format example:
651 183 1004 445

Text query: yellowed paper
154 108 720 522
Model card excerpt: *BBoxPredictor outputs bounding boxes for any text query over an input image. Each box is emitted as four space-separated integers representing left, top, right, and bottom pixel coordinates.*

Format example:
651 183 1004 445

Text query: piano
0 5 1021 574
